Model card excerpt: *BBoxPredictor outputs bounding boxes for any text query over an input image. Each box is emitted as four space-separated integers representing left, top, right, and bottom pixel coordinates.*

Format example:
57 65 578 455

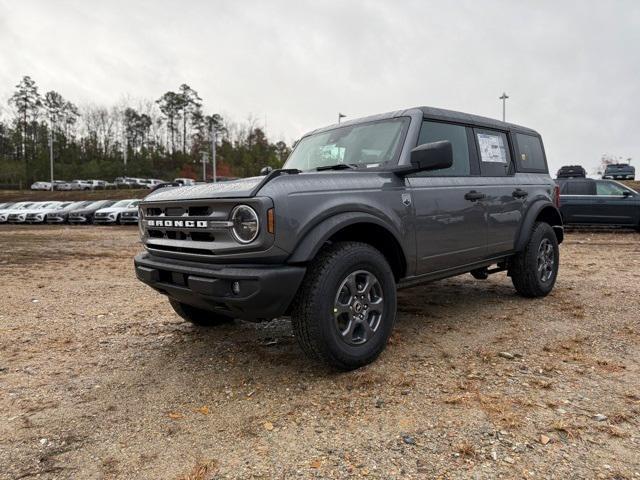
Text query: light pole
338 113 346 124
201 152 208 182
48 127 54 191
211 123 217 183
499 92 509 122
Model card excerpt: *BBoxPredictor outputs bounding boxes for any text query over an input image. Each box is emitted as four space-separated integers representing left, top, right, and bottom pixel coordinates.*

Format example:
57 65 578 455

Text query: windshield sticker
477 133 507 163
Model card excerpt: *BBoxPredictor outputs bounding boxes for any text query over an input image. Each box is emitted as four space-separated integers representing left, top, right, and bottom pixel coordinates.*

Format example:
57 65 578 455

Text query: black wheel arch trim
515 200 564 252
287 211 408 266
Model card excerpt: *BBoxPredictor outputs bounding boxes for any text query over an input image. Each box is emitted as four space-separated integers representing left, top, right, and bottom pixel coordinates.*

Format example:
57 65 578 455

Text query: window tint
414 121 471 176
565 180 595 195
596 181 628 196
475 129 511 176
515 134 547 172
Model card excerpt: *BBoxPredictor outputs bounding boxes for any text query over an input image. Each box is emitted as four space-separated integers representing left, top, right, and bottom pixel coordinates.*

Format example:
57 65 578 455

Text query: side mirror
260 166 273 176
622 190 632 197
392 141 453 176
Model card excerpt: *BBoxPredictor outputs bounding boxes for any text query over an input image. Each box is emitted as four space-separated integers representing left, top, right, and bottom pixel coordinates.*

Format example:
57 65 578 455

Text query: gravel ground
0 225 639 479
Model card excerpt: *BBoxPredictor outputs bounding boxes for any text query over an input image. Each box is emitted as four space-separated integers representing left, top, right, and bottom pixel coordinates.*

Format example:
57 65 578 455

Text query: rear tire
509 222 559 298
291 241 397 370
169 299 234 326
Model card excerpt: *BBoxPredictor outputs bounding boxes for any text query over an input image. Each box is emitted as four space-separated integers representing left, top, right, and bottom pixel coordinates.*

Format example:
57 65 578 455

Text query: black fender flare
287 211 406 264
515 201 564 252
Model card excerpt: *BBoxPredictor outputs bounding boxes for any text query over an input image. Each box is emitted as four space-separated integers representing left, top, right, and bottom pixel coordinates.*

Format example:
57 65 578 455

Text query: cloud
1 0 639 172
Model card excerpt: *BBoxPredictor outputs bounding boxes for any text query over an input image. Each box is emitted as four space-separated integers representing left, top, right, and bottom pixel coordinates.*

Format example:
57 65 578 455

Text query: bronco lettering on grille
147 219 208 228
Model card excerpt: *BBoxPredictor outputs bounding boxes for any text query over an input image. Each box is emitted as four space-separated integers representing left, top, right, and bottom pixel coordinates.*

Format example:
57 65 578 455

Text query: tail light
553 185 560 208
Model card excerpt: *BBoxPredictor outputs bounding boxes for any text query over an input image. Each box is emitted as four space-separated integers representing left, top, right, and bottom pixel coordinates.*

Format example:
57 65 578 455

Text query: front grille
147 205 213 217
141 201 236 256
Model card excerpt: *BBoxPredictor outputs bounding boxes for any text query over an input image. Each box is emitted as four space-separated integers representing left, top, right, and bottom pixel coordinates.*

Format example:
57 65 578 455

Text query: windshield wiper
316 163 358 171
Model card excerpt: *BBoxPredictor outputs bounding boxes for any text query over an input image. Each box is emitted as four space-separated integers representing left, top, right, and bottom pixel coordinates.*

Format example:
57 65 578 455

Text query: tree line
0 76 291 187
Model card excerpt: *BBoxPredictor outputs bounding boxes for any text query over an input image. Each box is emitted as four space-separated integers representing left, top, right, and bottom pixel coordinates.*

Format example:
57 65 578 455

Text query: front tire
509 222 559 297
291 241 397 370
169 299 234 326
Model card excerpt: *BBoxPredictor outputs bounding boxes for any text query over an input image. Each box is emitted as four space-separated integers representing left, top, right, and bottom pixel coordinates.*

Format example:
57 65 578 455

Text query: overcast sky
1 0 639 173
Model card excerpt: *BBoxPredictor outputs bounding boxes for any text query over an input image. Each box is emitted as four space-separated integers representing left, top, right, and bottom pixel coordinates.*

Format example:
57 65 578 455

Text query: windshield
284 118 409 171
111 200 133 208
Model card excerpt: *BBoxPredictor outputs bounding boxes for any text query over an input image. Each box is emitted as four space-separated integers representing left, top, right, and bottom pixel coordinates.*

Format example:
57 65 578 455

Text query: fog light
232 281 241 295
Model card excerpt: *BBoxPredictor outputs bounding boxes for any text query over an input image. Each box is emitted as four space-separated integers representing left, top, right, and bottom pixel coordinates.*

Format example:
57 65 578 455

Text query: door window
414 121 472 176
565 180 596 195
475 129 512 176
596 181 629 196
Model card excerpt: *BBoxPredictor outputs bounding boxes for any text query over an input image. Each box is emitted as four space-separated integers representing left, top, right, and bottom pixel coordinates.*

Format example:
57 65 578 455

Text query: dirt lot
0 226 639 479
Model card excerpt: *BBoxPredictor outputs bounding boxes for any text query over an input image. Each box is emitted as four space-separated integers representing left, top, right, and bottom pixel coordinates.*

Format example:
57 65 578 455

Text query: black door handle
512 188 528 198
465 190 486 201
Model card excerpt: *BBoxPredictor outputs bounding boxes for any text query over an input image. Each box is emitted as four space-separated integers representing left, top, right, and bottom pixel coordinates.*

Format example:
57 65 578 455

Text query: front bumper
68 215 90 224
94 216 118 224
134 252 306 321
8 214 27 223
120 215 139 224
46 215 67 223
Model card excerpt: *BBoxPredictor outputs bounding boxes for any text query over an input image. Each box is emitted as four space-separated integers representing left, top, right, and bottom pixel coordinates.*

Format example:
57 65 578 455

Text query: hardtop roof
305 106 539 137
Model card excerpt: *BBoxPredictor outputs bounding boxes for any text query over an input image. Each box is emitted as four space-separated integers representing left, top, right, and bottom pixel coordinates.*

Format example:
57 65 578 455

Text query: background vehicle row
30 177 201 191
0 199 140 225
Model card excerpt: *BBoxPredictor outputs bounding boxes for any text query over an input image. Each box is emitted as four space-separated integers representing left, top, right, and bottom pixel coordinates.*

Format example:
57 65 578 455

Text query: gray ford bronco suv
134 106 563 370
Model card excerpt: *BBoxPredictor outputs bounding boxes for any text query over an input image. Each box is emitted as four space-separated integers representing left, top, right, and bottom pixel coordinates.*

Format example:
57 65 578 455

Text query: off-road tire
509 222 559 298
291 241 397 370
169 299 234 326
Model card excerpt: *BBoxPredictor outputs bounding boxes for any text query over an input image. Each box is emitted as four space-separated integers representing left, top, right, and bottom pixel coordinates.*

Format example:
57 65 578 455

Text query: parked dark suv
134 107 563 369
556 165 586 178
557 178 640 228
603 164 635 180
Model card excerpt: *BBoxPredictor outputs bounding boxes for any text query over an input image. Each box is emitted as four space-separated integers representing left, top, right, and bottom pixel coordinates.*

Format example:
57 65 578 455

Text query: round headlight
231 205 259 244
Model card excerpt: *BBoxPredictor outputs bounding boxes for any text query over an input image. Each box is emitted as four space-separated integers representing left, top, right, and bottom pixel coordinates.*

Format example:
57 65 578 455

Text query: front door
408 120 487 275
591 181 640 225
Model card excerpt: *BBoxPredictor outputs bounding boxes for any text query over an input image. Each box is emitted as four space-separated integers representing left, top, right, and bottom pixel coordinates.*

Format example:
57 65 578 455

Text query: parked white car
93 199 140 224
8 202 64 223
87 179 108 189
30 181 51 190
138 179 165 189
174 177 196 186
30 180 67 190
25 202 71 223
0 202 36 223
68 180 93 190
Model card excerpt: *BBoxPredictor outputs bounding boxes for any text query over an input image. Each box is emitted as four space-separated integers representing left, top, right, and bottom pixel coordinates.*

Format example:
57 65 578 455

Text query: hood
47 209 69 215
96 207 132 214
143 176 265 202
21 209 48 215
69 209 90 215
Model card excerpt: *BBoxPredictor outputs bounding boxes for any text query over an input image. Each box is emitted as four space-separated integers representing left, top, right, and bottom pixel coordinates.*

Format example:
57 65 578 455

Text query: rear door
559 179 597 223
474 128 524 256
408 119 487 274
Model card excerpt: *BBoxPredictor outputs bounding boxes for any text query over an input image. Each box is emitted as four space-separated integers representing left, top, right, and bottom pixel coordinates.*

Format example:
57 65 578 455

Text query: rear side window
475 129 511 177
414 120 472 176
564 180 596 195
515 134 547 172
